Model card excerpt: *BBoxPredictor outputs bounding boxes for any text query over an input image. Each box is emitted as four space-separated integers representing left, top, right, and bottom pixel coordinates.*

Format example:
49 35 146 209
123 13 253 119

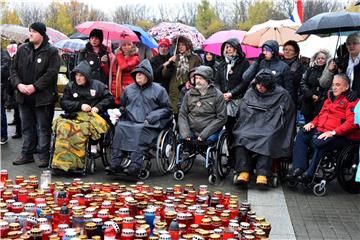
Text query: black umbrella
69 31 89 40
296 12 360 35
356 0 360 6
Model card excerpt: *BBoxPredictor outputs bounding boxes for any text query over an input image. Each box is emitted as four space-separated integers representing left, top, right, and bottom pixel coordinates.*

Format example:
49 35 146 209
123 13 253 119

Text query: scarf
225 55 239 81
176 53 190 84
346 53 360 87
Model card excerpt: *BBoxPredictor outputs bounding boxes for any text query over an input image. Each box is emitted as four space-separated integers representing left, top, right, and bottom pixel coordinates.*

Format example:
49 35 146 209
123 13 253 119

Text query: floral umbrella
148 22 205 50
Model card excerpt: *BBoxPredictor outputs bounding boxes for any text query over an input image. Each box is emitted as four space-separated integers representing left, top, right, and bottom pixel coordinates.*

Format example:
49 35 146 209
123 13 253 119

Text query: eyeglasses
283 48 295 52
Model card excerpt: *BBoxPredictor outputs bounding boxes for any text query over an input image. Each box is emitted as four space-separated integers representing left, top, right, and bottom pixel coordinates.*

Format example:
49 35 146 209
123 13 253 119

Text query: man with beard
150 38 172 92
10 22 60 167
178 66 227 143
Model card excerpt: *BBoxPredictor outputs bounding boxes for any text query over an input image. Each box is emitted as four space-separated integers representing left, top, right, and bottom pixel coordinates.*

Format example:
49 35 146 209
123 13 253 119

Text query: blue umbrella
123 24 158 49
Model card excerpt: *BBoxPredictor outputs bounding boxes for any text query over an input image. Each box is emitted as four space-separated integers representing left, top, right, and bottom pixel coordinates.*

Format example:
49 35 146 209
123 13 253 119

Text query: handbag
226 99 241 117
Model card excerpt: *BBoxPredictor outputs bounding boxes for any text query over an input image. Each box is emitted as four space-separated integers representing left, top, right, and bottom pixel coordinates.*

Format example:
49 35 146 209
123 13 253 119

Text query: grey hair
333 73 350 87
346 33 360 45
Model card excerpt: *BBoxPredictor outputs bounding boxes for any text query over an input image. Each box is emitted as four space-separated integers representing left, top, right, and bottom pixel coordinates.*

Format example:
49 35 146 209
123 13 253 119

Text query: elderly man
10 22 60 167
105 59 172 176
178 66 227 143
77 29 110 85
288 74 360 183
233 69 295 186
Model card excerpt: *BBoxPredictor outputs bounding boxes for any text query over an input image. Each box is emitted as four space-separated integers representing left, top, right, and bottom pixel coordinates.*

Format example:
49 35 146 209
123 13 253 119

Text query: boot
13 155 35 165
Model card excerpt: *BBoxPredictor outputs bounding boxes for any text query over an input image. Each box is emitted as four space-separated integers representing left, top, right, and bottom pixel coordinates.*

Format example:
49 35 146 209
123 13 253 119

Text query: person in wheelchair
233 69 296 186
287 73 360 183
52 60 114 172
178 65 227 149
105 59 172 176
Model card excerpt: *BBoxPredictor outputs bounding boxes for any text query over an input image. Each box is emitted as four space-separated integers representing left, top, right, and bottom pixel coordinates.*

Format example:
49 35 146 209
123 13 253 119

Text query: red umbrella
76 21 139 42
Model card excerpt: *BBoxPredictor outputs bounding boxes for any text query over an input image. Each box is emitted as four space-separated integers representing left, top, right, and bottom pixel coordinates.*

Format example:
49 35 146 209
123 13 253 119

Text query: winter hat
255 68 276 91
193 66 214 83
29 22 47 37
89 29 104 43
158 38 170 48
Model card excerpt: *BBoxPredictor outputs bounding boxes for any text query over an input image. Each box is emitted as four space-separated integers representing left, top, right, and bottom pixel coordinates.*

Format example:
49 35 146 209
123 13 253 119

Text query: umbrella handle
173 38 178 56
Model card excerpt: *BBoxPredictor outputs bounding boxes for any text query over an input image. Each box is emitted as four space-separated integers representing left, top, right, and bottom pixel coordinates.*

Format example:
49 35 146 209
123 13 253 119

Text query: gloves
257 53 265 64
346 90 358 102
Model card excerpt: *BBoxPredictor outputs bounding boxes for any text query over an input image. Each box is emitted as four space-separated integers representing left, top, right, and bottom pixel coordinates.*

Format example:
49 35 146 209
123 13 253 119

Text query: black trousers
234 146 272 177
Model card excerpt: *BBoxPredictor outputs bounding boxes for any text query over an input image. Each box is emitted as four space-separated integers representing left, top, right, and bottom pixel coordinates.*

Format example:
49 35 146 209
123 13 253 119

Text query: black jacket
150 53 172 92
60 61 114 114
214 38 250 99
77 43 109 85
281 56 304 104
10 36 60 107
1 50 11 101
243 40 295 101
300 64 327 116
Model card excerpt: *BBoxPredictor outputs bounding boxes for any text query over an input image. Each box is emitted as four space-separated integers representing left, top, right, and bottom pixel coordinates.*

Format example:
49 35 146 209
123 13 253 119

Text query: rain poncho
51 112 108 171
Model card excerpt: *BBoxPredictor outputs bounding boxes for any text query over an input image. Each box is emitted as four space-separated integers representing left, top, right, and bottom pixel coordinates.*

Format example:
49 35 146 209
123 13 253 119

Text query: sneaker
38 160 49 168
256 175 268 185
0 138 8 145
13 155 35 165
236 172 250 183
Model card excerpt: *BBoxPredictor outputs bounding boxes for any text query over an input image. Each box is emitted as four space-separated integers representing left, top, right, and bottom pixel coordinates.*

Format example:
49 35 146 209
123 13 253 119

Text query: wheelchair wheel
101 126 114 167
155 129 176 174
208 174 218 184
174 170 185 180
86 154 96 174
176 144 195 174
216 130 231 178
313 181 327 197
138 169 150 180
336 144 360 194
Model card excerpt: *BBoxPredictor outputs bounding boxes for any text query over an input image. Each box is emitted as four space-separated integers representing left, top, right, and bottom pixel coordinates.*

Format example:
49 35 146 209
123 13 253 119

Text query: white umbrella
297 35 347 58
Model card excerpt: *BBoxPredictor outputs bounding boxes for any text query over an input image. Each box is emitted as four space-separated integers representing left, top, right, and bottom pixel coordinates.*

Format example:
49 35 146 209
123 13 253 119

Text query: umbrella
243 19 307 47
148 22 205 49
76 21 139 42
202 30 261 58
54 39 87 52
123 24 158 49
297 35 347 58
296 12 360 35
0 24 68 43
356 0 360 5
69 32 89 40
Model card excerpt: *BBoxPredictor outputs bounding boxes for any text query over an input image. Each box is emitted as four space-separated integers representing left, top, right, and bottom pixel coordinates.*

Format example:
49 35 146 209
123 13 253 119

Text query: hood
262 40 279 56
193 65 214 83
71 60 92 84
253 68 277 92
131 59 153 83
221 38 245 58
172 35 193 52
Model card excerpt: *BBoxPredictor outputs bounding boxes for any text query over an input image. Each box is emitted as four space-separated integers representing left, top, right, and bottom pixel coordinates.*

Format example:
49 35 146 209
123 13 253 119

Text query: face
283 45 296 59
136 72 148 86
121 42 132 55
225 44 235 56
28 29 43 45
195 75 208 89
332 76 349 97
205 52 213 61
346 38 360 57
75 72 87 86
178 42 187 54
262 48 273 60
158 44 169 55
89 36 101 47
256 83 267 94
315 52 327 66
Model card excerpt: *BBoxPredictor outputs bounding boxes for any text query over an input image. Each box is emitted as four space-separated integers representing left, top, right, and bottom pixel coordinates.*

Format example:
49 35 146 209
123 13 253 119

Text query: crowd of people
1 21 360 188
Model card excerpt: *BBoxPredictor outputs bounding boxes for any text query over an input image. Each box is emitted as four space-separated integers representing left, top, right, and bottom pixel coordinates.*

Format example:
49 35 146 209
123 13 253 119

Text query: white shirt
346 52 360 87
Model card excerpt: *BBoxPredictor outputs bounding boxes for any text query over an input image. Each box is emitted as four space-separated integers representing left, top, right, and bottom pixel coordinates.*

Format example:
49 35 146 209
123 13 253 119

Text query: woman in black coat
214 38 250 166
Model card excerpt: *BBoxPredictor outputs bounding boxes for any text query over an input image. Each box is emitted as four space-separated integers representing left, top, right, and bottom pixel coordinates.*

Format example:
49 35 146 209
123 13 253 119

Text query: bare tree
88 8 108 21
65 0 90 28
17 3 44 26
180 2 198 25
112 5 134 24
303 0 343 20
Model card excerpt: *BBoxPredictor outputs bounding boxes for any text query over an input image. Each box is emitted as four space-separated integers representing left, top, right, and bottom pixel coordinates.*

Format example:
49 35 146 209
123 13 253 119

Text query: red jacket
111 52 140 105
311 93 360 141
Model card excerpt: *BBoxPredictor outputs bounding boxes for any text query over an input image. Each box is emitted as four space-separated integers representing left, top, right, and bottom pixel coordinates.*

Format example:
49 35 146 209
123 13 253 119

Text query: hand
185 81 193 89
197 136 203 141
26 84 36 94
223 92 232 102
312 95 319 102
91 107 99 113
346 90 358 102
185 137 191 141
81 104 92 112
317 131 334 140
169 55 176 63
303 122 315 132
257 53 265 64
328 60 336 72
100 55 108 63
17 84 30 94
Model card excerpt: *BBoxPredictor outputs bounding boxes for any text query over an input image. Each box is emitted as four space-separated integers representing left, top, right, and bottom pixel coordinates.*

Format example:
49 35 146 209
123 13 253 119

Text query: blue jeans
292 129 348 177
19 104 54 159
1 103 7 140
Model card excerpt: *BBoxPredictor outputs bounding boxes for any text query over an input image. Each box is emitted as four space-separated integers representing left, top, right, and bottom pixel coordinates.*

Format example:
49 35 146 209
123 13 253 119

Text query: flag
290 0 303 25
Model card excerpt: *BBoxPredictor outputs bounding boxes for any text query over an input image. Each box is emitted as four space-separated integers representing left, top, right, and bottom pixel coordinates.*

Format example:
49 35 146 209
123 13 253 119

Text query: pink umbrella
76 21 139 42
203 30 261 58
46 27 68 43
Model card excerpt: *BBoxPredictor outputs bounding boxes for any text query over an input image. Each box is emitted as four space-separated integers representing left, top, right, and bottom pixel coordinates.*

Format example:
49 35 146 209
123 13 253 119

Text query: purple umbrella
203 30 261 58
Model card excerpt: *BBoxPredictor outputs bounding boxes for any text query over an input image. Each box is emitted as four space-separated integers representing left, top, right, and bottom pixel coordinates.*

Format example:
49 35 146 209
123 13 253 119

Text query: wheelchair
173 129 231 184
287 141 360 196
109 120 177 180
